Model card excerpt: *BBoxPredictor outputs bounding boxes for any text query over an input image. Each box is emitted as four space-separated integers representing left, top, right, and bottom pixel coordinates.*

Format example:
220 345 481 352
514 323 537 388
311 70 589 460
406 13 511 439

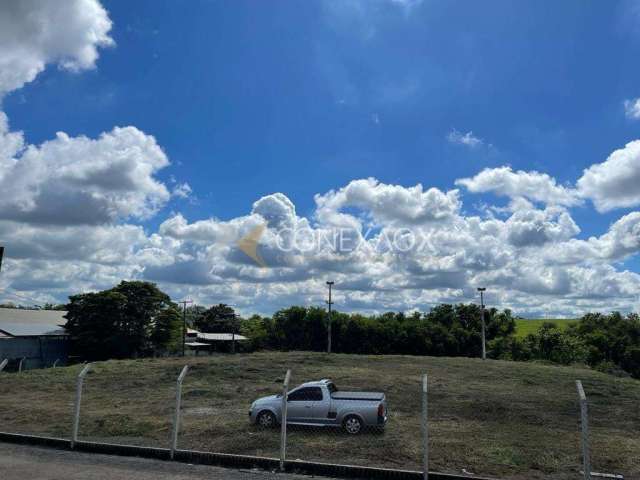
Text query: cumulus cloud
252 193 299 230
0 0 113 96
544 212 640 265
0 124 170 225
456 166 581 206
0 220 146 264
1 0 640 317
624 98 640 119
315 178 461 227
504 206 579 247
577 140 640 212
5 176 640 316
447 129 483 148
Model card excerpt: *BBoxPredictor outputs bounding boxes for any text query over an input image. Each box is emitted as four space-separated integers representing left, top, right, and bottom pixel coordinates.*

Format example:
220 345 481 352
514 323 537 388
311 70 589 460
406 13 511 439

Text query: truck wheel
343 415 363 435
257 410 277 429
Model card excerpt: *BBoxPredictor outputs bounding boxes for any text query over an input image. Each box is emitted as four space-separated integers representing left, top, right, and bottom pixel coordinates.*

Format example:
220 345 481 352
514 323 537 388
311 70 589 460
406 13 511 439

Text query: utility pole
326 281 334 354
229 312 237 354
477 287 486 360
179 299 193 357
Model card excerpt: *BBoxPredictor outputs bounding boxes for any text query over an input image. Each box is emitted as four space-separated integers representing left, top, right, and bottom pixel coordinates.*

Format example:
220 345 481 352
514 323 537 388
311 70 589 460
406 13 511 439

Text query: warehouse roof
0 308 68 337
197 332 248 341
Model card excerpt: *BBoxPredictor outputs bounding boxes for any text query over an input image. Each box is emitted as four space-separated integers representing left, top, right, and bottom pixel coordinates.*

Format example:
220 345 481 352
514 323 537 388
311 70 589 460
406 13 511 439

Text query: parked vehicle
249 378 387 434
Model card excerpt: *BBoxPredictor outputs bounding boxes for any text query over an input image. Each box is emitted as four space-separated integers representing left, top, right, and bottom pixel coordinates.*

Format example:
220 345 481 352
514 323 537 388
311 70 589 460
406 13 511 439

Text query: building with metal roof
0 308 69 371
197 332 248 342
183 329 248 355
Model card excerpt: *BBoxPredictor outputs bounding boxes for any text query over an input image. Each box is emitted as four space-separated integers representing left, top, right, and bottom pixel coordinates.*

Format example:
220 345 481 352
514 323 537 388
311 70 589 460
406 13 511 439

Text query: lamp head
477 287 486 292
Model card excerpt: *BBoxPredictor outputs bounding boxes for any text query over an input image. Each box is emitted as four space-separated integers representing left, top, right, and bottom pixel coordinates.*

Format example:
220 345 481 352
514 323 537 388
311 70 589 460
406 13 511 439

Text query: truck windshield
327 382 338 394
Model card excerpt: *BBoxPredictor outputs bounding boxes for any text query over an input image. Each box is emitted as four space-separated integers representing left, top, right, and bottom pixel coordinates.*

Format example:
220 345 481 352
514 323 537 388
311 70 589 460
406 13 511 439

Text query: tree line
64 281 246 360
62 281 640 379
240 306 640 378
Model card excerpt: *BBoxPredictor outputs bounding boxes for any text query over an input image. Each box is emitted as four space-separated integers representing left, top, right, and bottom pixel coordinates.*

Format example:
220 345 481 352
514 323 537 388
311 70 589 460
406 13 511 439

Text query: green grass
0 352 638 480
514 318 577 338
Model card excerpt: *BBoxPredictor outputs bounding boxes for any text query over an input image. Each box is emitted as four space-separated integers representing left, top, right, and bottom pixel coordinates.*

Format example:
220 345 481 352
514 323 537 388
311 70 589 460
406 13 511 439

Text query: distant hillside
514 318 577 338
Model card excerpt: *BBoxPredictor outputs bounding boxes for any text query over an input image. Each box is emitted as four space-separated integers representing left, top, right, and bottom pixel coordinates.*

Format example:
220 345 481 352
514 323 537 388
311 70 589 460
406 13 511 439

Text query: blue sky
1 0 640 316
4 0 637 226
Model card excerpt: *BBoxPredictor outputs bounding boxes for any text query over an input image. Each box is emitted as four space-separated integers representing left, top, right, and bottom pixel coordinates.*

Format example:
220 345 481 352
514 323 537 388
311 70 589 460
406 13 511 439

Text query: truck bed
331 391 384 401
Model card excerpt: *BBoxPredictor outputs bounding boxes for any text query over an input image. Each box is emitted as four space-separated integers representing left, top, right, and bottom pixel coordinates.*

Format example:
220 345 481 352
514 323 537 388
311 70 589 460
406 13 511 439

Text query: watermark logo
237 224 267 268
237 223 448 268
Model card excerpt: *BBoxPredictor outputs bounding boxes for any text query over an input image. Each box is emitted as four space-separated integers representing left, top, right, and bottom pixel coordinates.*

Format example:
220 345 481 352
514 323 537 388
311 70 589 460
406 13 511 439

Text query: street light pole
326 281 334 354
477 287 486 360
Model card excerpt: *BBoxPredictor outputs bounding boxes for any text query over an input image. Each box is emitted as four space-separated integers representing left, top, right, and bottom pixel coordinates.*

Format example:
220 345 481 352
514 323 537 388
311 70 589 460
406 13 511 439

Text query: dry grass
0 352 638 479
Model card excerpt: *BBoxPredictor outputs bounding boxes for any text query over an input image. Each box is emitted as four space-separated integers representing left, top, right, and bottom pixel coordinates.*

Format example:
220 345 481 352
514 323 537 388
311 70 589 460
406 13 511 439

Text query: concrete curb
0 431 496 480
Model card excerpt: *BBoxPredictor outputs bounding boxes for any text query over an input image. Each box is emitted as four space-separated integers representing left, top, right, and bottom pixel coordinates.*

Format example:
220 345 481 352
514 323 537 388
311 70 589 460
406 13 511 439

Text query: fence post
0 359 7 372
576 380 591 480
279 369 291 472
422 374 429 480
18 357 26 372
71 363 92 449
170 365 189 460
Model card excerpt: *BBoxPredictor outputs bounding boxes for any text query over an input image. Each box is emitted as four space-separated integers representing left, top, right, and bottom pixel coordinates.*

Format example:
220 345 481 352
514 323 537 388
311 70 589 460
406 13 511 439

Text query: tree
240 314 270 351
185 305 207 328
571 312 640 378
269 306 308 350
151 306 183 354
65 281 175 360
64 290 128 360
523 322 586 365
196 303 238 333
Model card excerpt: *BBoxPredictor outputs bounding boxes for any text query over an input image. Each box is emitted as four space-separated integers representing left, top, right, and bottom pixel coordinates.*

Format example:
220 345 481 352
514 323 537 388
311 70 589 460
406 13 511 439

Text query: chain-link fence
0 362 82 438
1 353 639 480
177 358 283 458
282 367 424 471
77 359 177 448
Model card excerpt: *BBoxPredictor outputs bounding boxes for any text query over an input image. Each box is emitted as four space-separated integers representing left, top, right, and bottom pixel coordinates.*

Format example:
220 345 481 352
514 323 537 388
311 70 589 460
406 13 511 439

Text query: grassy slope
0 352 638 480
514 319 577 338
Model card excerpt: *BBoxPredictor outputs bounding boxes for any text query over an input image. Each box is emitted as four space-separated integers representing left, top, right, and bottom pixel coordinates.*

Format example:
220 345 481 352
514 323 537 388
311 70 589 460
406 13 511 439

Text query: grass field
0 352 638 480
514 318 577 338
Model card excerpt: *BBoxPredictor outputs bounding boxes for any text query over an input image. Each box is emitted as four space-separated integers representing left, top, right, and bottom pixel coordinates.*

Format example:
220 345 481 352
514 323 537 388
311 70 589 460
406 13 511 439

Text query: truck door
287 387 322 423
311 386 331 423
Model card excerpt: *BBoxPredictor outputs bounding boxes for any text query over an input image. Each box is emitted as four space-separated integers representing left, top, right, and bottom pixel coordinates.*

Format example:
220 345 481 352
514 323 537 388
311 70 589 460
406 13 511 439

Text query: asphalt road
0 442 328 480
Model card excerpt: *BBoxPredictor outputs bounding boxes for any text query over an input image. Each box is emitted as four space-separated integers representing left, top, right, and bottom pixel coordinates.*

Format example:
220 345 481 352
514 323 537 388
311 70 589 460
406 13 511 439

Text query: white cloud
543 211 640 264
624 98 640 119
1 0 640 317
0 0 113 96
447 129 483 148
252 193 299 230
314 178 461 227
0 125 170 225
577 140 640 212
5 169 640 317
172 182 192 199
504 206 579 247
456 166 582 206
0 220 146 266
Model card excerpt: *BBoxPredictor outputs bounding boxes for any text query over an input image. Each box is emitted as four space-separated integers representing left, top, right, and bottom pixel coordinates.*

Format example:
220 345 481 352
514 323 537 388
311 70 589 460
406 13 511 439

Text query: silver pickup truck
249 379 387 434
